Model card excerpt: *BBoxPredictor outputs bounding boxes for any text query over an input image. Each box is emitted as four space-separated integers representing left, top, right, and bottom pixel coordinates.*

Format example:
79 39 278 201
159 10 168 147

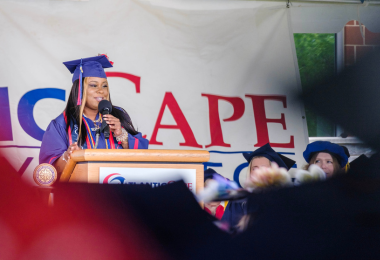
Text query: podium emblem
33 163 58 186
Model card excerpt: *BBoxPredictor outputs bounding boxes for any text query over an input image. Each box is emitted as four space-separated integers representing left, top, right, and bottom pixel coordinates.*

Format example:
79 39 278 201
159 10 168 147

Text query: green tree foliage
294 33 335 137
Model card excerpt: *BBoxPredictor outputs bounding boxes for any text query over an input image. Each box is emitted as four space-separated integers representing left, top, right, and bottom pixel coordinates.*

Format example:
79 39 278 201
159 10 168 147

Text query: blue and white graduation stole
63 112 117 149
82 114 116 149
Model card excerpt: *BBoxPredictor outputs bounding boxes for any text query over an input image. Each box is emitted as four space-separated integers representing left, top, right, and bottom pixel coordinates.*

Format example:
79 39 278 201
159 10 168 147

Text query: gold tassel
345 162 350 173
77 78 88 145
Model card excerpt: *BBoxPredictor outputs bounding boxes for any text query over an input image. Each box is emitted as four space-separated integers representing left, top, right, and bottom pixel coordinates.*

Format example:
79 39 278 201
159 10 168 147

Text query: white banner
0 0 308 186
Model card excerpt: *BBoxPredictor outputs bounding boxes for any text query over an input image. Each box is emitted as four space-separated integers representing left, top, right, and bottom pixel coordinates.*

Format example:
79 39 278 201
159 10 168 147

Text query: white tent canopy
142 0 380 33
1 0 379 32
290 1 380 33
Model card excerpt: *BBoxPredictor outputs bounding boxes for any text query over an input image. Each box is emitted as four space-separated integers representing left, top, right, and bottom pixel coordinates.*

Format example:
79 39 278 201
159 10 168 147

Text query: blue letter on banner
233 162 249 188
0 87 13 141
18 88 65 141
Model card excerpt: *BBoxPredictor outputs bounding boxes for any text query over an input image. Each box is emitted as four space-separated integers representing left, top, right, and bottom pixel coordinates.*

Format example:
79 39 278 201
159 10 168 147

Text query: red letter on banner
105 72 141 93
202 94 245 148
150 92 202 148
245 95 294 148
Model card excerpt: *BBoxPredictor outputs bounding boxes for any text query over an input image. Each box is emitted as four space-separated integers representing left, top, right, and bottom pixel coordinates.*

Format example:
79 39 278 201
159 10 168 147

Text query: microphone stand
95 129 100 149
100 119 110 139
96 102 112 148
96 111 110 149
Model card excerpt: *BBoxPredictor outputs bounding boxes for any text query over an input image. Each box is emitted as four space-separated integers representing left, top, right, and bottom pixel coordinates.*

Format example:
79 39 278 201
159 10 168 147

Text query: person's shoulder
49 113 67 128
43 112 67 137
53 113 66 123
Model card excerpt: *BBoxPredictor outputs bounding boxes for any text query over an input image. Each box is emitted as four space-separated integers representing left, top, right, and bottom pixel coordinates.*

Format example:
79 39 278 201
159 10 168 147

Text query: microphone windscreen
98 100 112 114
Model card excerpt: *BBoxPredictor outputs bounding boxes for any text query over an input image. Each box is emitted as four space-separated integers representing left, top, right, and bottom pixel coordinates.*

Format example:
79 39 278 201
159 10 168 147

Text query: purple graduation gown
39 113 149 165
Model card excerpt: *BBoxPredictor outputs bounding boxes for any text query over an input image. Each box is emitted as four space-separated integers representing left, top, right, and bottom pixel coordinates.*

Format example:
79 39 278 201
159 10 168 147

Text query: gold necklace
83 113 102 131
83 113 102 123
93 117 102 123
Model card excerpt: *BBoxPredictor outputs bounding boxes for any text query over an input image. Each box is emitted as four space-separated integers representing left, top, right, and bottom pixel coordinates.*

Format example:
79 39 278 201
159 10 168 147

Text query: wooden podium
59 149 210 193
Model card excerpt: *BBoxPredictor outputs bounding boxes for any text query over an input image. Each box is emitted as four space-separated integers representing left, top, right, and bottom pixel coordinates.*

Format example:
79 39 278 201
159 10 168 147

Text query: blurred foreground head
214 47 380 259
301 48 380 151
0 155 166 260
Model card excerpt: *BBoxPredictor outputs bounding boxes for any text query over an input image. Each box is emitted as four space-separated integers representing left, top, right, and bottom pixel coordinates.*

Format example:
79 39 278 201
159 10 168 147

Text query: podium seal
33 163 58 186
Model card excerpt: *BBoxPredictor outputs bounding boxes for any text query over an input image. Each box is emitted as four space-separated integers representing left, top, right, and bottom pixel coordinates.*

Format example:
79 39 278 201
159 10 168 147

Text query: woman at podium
39 55 149 173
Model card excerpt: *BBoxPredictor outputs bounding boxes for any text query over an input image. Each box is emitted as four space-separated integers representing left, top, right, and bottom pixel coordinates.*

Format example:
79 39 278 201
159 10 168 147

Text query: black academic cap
204 168 217 181
301 49 380 151
204 168 225 182
243 143 295 170
278 153 296 170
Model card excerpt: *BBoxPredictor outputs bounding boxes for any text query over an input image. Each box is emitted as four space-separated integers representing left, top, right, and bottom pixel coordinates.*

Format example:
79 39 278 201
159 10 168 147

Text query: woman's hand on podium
54 142 81 177
65 142 82 160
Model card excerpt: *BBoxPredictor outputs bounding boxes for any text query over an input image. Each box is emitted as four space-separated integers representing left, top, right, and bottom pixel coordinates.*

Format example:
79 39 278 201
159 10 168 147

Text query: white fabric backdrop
0 0 309 185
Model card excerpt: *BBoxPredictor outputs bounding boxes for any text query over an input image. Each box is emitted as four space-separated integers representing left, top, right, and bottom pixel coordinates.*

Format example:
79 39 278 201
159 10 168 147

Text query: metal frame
247 0 380 5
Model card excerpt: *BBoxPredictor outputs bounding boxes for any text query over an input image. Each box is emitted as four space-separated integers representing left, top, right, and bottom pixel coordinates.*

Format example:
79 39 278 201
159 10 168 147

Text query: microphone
98 100 113 140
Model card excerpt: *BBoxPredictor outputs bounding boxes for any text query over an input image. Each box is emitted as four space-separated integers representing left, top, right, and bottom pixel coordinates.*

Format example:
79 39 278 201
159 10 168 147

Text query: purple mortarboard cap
63 55 113 82
63 55 113 105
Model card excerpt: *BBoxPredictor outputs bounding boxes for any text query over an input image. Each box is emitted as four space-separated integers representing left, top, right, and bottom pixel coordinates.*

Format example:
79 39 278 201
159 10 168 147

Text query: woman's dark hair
65 79 138 146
